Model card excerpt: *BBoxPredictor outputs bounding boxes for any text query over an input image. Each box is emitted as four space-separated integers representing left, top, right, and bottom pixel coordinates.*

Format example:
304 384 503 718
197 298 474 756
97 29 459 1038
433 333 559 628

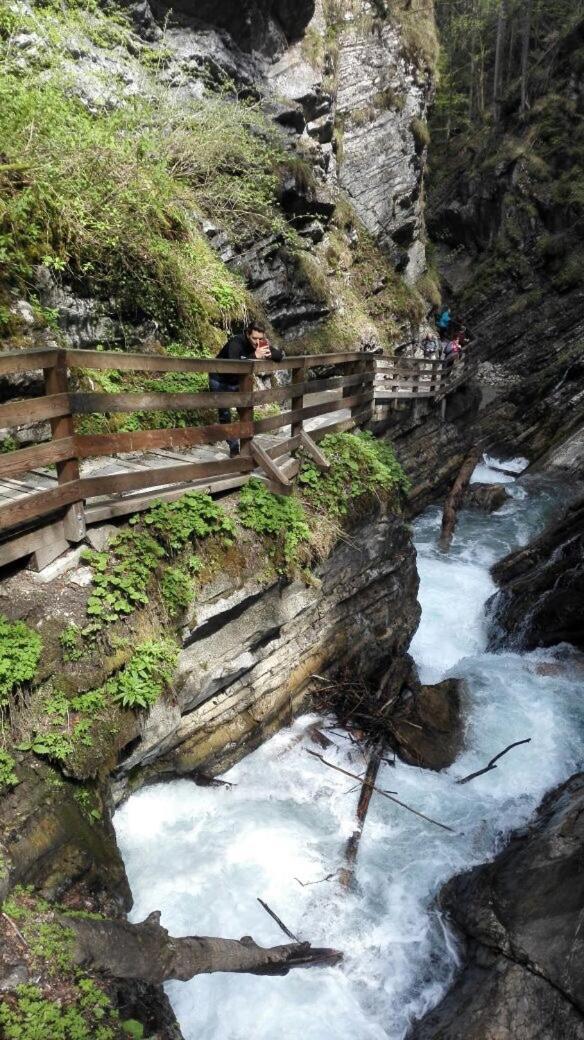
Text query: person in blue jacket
436 306 452 336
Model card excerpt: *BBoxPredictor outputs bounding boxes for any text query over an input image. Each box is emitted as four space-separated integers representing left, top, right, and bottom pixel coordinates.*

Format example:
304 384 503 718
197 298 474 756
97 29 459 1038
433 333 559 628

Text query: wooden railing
0 345 471 561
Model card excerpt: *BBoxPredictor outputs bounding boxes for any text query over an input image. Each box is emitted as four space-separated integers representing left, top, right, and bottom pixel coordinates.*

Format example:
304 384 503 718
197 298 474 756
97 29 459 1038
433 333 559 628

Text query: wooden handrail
0 345 474 539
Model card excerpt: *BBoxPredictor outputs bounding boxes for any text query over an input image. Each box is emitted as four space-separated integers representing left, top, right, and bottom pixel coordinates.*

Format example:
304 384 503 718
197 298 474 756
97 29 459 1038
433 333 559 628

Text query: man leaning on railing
209 321 283 457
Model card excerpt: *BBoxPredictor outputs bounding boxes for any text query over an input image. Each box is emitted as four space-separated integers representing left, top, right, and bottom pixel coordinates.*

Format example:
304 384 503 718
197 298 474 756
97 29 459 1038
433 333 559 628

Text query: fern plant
0 615 43 708
106 639 178 709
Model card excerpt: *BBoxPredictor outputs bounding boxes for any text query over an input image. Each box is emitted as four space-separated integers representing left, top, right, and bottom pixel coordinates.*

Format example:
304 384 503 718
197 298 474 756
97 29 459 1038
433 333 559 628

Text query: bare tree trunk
493 0 508 124
438 447 481 552
64 912 342 984
339 740 385 890
520 0 533 115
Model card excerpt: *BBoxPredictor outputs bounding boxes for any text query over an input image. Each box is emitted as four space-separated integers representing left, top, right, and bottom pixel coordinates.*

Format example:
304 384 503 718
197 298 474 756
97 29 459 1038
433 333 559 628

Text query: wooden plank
252 352 363 374
310 406 371 442
374 391 435 400
0 480 83 532
66 349 256 377
69 391 253 414
263 436 301 460
299 430 331 471
278 458 299 480
31 538 70 572
0 349 60 376
0 394 70 428
44 356 85 542
237 371 254 459
253 392 372 435
79 456 253 499
75 421 252 459
250 442 291 488
0 519 67 568
0 437 76 480
84 474 250 523
253 371 375 406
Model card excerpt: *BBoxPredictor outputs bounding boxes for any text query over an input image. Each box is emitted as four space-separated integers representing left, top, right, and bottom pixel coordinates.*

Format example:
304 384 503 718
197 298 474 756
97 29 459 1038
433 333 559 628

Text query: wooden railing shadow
0 346 471 567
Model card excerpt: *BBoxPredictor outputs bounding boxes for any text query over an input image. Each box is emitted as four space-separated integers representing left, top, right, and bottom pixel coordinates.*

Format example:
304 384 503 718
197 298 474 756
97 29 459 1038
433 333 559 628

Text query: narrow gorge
0 1 583 1039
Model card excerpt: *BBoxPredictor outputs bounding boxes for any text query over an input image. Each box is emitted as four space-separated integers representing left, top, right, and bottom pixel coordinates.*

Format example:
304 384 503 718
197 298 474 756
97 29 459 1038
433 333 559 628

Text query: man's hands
254 338 272 359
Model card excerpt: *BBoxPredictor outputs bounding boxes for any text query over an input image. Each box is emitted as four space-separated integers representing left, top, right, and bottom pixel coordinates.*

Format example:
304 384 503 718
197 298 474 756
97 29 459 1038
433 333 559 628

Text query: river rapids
114 458 584 1040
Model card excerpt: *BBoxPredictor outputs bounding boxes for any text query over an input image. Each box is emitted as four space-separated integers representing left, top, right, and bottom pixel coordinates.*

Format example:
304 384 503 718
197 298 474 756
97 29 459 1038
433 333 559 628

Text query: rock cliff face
336 14 434 281
409 773 584 1040
487 495 584 653
151 0 316 53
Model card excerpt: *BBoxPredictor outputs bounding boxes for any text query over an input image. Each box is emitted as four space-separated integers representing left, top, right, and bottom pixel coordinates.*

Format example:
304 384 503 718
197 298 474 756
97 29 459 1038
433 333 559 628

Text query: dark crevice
182 586 278 648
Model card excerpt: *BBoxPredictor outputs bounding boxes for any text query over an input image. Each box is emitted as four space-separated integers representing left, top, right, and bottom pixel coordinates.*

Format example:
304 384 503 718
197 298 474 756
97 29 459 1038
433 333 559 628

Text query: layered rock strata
113 502 420 795
488 494 584 652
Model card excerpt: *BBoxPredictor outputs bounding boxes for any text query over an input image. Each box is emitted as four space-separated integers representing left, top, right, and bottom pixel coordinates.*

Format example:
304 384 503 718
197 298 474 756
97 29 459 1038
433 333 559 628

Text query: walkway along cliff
0 341 479 1036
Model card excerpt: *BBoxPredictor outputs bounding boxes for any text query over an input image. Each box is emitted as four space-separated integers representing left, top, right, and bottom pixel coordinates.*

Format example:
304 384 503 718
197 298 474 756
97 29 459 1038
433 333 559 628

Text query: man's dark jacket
211 334 283 386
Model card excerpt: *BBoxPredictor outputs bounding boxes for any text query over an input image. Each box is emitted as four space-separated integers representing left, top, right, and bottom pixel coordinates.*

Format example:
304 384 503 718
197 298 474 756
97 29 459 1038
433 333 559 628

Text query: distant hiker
422 332 440 359
436 306 452 336
210 321 283 457
443 335 461 371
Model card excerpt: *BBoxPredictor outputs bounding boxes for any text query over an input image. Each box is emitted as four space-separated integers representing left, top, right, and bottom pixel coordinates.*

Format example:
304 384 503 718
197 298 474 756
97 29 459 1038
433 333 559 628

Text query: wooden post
43 352 85 542
238 365 255 460
363 356 375 423
291 362 305 439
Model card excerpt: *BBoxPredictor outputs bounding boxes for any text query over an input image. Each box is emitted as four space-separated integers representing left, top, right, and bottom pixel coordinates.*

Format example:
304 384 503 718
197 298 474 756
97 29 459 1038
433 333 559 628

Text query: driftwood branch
339 740 385 889
456 739 531 785
64 912 342 983
305 748 455 833
295 873 337 887
257 898 299 942
439 447 482 551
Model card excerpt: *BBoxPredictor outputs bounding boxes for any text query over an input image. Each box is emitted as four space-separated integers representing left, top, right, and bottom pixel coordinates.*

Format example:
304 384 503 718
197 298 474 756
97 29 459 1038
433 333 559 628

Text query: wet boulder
488 495 584 652
464 482 511 512
389 678 465 770
408 772 584 1039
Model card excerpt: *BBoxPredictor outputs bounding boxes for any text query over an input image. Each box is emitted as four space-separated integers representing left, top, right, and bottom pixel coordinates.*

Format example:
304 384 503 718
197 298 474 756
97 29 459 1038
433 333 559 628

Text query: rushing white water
114 463 584 1040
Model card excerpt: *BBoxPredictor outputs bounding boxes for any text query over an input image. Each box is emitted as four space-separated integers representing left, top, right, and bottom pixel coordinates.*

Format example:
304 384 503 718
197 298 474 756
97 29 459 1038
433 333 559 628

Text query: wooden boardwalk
0 346 472 568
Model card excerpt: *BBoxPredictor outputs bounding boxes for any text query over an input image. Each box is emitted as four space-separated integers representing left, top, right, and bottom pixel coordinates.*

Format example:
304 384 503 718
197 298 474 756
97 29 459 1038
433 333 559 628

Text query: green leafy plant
59 624 84 662
137 490 235 552
0 749 18 790
83 493 233 630
237 478 311 571
106 639 178 709
0 981 119 1040
83 530 165 625
0 615 43 708
298 431 409 519
160 566 195 617
74 786 102 822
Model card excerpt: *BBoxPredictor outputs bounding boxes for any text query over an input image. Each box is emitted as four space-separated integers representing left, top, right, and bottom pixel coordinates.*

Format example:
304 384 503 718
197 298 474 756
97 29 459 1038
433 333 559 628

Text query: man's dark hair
245 320 266 336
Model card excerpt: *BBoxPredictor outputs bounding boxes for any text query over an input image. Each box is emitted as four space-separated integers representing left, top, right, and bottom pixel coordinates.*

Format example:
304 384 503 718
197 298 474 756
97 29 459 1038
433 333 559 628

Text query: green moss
0 615 43 709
